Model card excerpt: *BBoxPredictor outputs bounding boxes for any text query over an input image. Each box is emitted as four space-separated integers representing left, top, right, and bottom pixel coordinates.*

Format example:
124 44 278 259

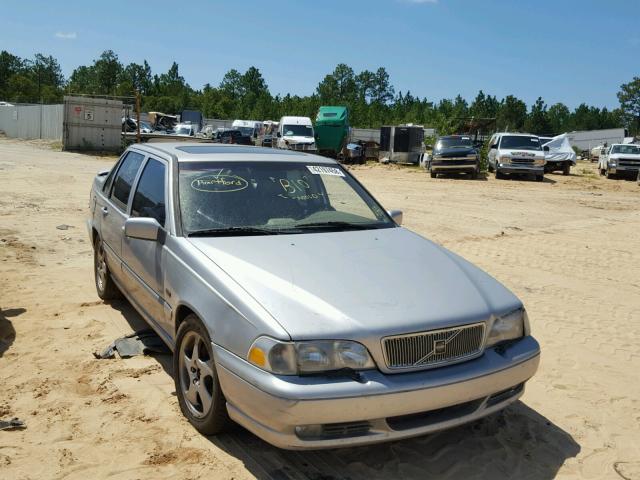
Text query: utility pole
135 90 141 144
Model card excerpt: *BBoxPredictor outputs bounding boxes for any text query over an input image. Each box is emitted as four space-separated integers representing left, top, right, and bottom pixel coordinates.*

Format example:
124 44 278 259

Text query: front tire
562 163 570 176
535 174 544 182
605 169 616 180
174 315 230 435
94 236 122 300
495 169 505 180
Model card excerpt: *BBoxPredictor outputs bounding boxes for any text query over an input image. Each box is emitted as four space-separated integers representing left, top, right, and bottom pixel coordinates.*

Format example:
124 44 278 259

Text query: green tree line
1 49 638 135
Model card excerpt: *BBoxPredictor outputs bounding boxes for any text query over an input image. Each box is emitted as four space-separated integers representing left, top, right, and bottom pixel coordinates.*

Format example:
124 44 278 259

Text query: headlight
486 309 525 347
499 156 512 164
248 337 375 375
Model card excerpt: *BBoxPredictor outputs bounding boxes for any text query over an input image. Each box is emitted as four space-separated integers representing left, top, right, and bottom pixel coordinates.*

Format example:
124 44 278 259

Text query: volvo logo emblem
434 339 447 354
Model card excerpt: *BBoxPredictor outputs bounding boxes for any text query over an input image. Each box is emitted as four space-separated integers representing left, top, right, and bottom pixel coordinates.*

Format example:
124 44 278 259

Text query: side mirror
387 209 403 226
543 145 550 152
125 217 161 241
490 144 498 149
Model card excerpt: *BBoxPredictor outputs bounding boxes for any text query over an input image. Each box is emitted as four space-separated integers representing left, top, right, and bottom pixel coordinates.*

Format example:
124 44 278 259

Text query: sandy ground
1 136 639 480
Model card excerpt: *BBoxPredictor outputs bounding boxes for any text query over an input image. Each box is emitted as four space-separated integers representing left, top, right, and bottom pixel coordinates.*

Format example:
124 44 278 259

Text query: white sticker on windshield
531 138 538 142
307 165 344 177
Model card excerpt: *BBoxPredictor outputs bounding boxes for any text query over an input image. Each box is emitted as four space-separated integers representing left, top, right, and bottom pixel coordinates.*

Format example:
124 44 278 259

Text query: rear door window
110 151 145 211
131 158 167 226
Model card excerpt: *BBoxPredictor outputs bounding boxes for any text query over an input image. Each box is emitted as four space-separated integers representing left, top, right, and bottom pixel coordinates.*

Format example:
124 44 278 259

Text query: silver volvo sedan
88 143 540 449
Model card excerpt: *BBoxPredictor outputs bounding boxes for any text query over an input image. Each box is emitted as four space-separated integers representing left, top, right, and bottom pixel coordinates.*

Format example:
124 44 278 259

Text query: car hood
434 147 476 157
188 228 521 340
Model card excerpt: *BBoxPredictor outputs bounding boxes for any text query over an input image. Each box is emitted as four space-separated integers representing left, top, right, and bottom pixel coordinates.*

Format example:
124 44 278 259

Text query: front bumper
214 336 540 449
609 165 640 174
431 160 478 173
498 163 544 175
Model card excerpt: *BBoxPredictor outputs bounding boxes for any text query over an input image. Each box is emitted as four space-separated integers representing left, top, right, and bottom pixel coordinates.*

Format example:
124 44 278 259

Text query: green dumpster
314 106 349 158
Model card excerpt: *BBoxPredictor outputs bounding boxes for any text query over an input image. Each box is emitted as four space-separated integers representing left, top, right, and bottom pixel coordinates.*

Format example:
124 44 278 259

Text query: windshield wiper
188 226 282 237
294 221 380 230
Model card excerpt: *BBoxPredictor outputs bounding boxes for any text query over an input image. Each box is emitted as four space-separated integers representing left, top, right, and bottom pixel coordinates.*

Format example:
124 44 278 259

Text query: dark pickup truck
428 135 480 179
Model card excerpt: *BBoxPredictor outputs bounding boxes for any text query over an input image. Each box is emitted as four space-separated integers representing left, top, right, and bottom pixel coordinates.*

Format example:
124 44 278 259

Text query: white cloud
55 32 77 40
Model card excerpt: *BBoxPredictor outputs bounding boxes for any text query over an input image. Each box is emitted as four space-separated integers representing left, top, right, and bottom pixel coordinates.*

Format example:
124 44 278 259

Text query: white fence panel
0 104 63 140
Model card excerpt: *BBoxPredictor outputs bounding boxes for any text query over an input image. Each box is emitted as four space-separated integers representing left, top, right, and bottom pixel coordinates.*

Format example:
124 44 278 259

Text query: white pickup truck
598 143 640 179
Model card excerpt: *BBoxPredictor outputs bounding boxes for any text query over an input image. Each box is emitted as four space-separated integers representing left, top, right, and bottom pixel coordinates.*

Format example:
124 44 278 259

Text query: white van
276 116 317 151
487 132 547 182
232 119 262 142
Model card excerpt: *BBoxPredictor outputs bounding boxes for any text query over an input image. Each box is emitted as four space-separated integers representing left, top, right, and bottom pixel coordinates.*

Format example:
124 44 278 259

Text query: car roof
133 142 338 164
496 132 539 137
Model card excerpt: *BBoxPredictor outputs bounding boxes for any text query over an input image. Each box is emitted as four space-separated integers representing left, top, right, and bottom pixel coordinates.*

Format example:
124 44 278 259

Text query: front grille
434 159 476 165
619 158 640 167
383 323 485 370
290 143 314 151
511 158 534 165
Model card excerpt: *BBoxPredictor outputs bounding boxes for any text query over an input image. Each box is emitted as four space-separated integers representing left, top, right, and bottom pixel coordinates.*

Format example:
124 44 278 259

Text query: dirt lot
1 137 639 480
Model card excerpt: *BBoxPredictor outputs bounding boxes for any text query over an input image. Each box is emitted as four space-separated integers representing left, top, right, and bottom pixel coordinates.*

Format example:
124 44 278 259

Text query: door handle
101 206 109 215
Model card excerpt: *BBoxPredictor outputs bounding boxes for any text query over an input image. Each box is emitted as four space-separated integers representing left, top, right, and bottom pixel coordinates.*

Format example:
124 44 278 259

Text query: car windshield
283 125 313 137
436 137 473 149
500 135 541 150
178 161 394 235
611 145 640 154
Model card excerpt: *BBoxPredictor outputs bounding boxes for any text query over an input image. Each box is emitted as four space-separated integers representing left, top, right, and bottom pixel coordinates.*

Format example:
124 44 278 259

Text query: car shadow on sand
0 307 24 358
104 299 579 480
211 401 579 480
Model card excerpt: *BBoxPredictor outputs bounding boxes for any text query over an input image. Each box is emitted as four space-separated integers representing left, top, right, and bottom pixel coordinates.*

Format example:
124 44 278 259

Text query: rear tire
174 315 231 436
94 236 122 300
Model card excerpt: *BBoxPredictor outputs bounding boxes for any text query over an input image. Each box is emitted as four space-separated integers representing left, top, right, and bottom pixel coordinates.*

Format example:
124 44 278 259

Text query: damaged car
88 143 540 449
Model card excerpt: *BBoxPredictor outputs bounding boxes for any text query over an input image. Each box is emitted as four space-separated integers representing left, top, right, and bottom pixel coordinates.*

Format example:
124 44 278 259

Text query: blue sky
1 0 638 109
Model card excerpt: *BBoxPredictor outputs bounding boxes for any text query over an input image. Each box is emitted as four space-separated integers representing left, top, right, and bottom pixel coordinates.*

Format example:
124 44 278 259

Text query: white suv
487 133 547 182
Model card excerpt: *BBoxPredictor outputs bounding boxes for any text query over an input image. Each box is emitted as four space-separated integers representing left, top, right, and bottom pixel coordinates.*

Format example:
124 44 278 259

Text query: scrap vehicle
598 143 640 179
539 134 576 176
344 142 366 164
232 120 262 144
256 120 278 147
276 116 317 151
173 122 198 137
219 129 252 145
487 133 548 182
427 135 480 179
314 106 350 158
122 117 153 134
379 125 425 164
88 141 540 449
148 112 178 132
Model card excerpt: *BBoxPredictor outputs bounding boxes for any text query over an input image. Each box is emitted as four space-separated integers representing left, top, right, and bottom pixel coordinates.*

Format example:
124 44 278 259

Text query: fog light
295 424 323 439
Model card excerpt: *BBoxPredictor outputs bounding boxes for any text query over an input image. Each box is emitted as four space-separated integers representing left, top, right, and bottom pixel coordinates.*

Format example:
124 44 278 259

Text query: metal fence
0 103 64 140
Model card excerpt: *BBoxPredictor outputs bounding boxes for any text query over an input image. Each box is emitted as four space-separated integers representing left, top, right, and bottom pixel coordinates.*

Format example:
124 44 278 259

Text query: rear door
100 151 145 277
122 157 170 333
